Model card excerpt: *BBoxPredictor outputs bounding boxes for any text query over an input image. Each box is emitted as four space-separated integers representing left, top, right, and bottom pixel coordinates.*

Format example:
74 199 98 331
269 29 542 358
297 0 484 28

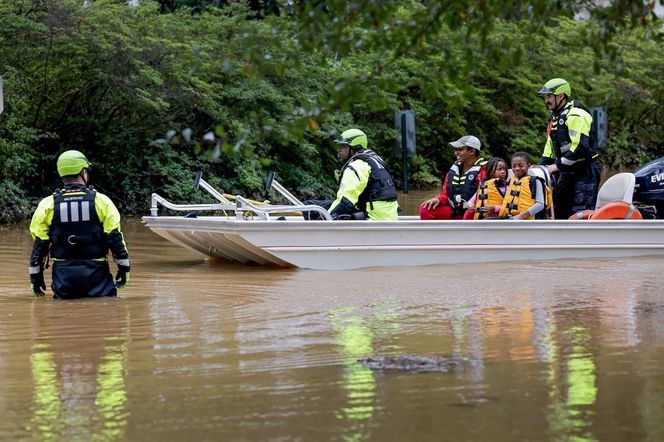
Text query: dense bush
0 0 662 222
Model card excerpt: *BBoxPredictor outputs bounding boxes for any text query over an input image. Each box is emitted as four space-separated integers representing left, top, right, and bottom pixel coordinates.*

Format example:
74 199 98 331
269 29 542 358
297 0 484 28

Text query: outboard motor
633 157 664 219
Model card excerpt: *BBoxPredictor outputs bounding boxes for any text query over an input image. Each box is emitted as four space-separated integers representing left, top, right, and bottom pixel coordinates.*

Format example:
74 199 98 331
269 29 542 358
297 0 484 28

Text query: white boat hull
142 216 664 270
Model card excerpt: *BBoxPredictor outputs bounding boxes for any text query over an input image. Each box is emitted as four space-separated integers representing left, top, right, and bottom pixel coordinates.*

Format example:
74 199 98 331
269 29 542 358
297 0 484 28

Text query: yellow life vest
499 175 537 219
473 178 506 220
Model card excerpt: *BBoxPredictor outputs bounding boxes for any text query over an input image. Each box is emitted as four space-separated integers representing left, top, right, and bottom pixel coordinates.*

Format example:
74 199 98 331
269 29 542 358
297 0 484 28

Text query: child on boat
465 157 508 220
499 152 547 220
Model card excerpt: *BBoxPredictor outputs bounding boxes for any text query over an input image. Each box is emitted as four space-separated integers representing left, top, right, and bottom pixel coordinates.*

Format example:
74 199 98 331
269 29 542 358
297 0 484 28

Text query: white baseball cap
449 135 481 151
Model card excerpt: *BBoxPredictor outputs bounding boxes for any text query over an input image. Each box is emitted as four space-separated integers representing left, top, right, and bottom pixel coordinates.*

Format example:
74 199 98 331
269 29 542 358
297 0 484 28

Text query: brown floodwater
2 190 664 441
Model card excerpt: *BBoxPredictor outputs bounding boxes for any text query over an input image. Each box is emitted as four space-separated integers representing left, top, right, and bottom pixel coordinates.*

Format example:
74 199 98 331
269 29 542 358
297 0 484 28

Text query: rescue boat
142 160 664 271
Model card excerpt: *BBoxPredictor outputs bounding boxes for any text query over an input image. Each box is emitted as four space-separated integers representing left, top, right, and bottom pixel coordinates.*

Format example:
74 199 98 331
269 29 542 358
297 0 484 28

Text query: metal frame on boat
142 173 664 270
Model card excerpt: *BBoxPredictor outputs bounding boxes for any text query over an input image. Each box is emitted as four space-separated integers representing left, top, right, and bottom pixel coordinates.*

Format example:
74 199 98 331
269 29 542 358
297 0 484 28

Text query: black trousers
553 160 602 219
302 199 333 220
51 259 117 300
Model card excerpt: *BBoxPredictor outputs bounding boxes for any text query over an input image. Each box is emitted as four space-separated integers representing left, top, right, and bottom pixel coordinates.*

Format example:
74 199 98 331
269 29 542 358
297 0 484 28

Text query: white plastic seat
595 173 635 209
526 165 554 219
527 165 553 188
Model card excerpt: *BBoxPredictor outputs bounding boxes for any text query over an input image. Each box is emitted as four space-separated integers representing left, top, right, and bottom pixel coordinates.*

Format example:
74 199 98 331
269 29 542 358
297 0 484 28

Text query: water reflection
29 345 61 439
2 222 664 440
263 261 664 440
330 309 377 441
95 338 129 440
547 326 597 442
28 301 129 441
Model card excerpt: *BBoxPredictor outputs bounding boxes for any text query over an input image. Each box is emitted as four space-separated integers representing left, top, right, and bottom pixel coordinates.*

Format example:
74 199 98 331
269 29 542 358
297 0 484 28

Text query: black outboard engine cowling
633 157 664 218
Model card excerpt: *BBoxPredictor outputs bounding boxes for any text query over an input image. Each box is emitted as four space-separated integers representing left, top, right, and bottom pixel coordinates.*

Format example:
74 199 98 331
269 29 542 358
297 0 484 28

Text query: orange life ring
588 202 643 220
569 210 594 220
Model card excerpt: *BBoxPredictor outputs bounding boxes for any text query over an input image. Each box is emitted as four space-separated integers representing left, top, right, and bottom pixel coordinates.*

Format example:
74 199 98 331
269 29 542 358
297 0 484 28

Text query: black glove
30 270 46 297
29 239 50 297
332 212 366 221
115 264 130 289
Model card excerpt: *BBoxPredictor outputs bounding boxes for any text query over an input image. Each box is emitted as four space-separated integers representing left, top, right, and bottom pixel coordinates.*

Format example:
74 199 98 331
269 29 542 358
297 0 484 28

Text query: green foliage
1 0 663 222
0 69 43 223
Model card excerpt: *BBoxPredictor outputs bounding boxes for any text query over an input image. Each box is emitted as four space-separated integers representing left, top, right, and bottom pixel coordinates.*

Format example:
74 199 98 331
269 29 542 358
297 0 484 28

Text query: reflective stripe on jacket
330 150 399 220
541 100 593 170
30 186 126 258
445 157 487 215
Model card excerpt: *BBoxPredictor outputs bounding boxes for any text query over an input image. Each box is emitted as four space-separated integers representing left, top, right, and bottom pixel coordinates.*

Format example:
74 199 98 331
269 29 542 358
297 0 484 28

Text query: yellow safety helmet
334 128 368 151
538 78 571 97
57 150 91 177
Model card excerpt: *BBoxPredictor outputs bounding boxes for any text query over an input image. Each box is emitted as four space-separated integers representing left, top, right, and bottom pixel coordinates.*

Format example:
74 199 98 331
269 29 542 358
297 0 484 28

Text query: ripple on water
2 223 664 441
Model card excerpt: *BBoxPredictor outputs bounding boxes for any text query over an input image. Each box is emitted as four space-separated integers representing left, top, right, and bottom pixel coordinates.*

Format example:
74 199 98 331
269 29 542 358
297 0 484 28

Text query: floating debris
447 395 495 407
357 354 477 373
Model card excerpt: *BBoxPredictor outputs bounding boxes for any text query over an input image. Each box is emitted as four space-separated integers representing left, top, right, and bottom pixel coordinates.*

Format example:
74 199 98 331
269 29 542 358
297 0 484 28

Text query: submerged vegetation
0 0 662 223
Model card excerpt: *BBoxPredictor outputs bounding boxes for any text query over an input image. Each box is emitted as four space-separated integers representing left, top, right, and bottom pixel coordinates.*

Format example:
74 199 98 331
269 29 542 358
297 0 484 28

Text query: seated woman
419 135 487 220
499 152 546 220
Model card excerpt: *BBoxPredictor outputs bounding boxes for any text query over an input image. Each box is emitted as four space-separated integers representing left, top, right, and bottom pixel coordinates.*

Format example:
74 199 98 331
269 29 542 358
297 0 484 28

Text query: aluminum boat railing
149 172 332 220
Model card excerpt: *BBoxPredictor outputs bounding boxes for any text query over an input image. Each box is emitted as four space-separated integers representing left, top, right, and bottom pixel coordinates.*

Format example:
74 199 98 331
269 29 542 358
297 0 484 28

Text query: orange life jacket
499 175 537 219
473 178 506 220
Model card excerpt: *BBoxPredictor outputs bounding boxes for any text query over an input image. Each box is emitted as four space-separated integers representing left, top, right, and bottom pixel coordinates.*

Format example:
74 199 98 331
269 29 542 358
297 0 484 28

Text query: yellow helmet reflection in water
329 308 377 442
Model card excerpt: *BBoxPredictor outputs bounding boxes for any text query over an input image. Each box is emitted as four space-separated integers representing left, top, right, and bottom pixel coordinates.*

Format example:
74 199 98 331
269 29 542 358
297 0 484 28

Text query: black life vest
548 100 596 158
445 157 487 215
50 186 107 260
338 150 398 212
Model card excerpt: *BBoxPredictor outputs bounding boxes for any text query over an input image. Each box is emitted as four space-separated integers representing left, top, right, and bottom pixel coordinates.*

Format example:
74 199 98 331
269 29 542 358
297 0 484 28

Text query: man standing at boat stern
329 128 399 220
28 150 130 300
538 78 602 219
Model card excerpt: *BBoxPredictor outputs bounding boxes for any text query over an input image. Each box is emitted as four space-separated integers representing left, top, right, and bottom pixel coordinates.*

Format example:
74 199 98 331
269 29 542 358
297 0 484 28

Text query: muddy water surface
2 194 664 441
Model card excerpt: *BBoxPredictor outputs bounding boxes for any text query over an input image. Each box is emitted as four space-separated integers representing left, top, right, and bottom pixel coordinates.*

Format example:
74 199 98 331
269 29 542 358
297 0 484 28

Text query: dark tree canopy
0 0 662 222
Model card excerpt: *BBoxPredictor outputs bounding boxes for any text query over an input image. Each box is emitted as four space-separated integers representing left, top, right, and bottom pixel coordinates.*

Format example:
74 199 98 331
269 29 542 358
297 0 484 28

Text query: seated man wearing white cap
419 135 487 220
